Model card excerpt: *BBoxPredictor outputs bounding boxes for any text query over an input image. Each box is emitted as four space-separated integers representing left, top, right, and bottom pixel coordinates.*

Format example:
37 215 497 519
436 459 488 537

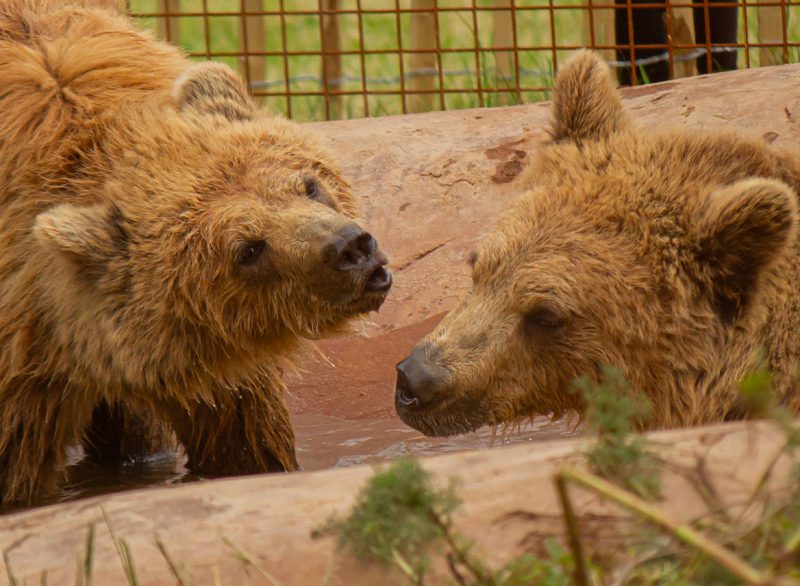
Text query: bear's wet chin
342 284 392 314
358 289 391 312
395 394 490 437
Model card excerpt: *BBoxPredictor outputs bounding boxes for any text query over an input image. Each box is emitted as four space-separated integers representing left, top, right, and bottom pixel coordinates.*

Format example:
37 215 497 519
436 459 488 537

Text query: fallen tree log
0 419 795 585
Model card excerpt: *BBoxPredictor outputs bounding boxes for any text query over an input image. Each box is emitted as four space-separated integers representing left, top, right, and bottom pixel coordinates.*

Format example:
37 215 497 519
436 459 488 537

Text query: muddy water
22 316 582 510
293 413 577 470
47 414 578 509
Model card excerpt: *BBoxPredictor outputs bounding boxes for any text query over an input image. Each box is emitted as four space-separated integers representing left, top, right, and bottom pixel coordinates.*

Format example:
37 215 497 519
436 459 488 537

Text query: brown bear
395 50 800 436
0 0 392 505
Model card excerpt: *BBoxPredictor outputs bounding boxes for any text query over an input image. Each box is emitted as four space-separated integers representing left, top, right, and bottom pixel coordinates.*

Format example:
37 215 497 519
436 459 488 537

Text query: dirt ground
286 313 444 420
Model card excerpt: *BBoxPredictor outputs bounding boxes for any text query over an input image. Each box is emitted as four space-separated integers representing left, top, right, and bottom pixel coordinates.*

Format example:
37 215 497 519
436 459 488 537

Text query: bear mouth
343 265 393 313
365 265 392 294
395 392 490 437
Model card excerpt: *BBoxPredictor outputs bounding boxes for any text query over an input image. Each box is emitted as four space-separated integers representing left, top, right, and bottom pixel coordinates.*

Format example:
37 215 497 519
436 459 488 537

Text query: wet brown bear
396 50 800 436
0 0 391 505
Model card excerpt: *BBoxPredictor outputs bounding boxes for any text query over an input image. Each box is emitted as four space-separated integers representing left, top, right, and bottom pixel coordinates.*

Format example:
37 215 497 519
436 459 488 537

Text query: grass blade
3 549 19 586
557 468 769 585
154 534 190 586
222 536 283 586
101 507 138 586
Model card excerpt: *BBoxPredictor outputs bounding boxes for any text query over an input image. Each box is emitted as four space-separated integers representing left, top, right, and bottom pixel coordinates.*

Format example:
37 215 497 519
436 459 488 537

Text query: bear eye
237 240 265 266
305 178 320 200
521 303 567 335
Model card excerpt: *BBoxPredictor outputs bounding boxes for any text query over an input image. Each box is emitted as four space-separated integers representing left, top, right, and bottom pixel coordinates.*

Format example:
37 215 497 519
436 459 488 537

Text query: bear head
395 50 798 435
32 62 392 390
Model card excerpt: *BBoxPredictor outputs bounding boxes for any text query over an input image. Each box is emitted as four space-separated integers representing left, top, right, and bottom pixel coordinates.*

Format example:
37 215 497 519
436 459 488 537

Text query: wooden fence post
492 0 514 105
157 0 181 45
581 3 615 62
408 0 437 113
670 7 696 78
241 0 266 86
321 0 342 119
758 6 785 66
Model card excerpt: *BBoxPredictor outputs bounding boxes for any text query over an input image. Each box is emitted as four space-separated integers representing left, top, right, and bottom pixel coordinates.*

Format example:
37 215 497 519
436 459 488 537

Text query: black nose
395 347 444 409
322 225 378 272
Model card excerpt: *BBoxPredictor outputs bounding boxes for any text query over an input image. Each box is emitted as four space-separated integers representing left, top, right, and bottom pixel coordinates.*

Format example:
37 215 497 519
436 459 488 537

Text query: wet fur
0 0 380 504
400 50 800 435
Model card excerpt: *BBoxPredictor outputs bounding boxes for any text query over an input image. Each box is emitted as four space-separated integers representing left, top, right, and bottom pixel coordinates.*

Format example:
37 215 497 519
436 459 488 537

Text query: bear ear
33 204 128 268
696 178 797 324
173 62 253 122
550 50 629 143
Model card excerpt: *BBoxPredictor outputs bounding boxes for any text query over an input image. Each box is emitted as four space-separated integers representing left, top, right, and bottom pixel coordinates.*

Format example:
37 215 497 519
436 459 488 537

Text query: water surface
27 414 578 511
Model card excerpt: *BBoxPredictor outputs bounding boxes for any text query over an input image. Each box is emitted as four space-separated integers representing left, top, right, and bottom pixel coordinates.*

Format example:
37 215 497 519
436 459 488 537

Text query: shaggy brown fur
0 0 391 505
396 50 800 436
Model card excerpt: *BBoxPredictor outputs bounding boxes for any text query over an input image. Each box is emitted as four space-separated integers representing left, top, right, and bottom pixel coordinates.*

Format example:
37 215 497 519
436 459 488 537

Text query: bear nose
395 347 444 409
322 224 378 272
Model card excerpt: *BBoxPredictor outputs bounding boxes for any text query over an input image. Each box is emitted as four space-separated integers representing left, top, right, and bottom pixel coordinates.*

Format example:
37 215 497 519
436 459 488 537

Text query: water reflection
7 414 578 512
294 414 578 470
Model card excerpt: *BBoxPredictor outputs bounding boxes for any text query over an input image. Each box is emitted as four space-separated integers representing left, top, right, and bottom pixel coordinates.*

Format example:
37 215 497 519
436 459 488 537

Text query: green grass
127 0 799 121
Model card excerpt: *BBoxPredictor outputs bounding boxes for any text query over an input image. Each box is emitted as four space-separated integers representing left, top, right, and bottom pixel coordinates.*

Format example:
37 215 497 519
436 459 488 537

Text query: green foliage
739 368 776 417
491 540 573 586
741 368 800 452
616 369 800 584
325 458 457 580
575 365 662 500
323 458 575 585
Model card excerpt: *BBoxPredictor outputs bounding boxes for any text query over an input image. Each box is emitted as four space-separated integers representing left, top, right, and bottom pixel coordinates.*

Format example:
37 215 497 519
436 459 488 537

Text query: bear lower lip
365 266 392 292
396 405 486 437
352 284 391 313
395 391 488 436
395 386 419 408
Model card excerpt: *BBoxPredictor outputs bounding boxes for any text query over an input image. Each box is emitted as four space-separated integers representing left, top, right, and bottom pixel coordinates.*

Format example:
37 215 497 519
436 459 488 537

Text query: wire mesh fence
127 0 799 121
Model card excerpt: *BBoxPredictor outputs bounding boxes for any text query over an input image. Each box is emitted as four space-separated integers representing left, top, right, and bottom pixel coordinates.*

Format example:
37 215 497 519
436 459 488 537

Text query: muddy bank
286 313 446 421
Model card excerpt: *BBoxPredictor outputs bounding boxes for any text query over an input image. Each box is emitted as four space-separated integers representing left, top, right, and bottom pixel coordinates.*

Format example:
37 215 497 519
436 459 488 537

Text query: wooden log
407 0 437 113
0 420 794 585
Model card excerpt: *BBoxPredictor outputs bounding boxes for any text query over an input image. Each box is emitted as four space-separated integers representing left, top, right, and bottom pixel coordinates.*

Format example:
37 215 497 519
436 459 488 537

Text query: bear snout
319 224 392 305
395 346 447 411
321 224 377 271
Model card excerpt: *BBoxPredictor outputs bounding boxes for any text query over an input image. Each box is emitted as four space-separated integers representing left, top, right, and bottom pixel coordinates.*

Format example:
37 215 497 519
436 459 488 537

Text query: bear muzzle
395 346 448 410
394 344 494 436
320 224 392 310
